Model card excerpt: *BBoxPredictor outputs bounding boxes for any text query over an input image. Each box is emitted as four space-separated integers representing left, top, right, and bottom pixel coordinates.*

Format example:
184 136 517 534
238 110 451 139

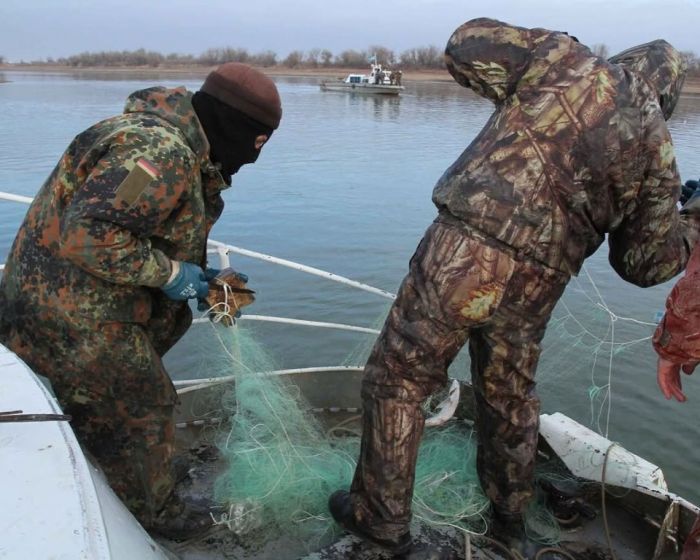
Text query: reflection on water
331 92 402 120
372 94 401 120
2 71 700 504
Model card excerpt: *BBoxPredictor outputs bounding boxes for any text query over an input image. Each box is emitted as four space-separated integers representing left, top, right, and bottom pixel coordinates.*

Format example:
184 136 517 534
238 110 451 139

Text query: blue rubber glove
161 261 209 301
197 267 221 310
204 267 220 281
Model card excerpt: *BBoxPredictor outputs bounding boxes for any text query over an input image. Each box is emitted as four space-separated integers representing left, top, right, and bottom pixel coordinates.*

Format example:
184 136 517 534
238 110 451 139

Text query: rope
207 282 238 326
472 534 522 559
325 414 363 439
601 441 620 560
534 547 577 559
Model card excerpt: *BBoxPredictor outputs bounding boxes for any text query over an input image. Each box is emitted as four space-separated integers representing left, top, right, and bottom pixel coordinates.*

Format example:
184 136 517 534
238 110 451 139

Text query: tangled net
186 258 657 550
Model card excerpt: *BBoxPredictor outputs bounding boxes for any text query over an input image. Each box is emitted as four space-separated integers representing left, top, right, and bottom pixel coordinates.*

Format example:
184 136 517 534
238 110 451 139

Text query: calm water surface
1 70 700 503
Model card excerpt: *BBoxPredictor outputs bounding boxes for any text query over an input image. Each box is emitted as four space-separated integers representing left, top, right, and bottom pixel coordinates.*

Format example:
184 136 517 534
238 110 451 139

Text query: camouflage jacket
0 87 227 323
435 18 700 283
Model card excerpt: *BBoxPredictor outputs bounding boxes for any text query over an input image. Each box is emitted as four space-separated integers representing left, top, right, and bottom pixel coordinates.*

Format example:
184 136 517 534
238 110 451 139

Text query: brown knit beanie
200 63 282 129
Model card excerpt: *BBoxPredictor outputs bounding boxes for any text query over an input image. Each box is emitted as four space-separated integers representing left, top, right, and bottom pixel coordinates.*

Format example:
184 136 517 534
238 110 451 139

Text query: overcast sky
2 0 699 62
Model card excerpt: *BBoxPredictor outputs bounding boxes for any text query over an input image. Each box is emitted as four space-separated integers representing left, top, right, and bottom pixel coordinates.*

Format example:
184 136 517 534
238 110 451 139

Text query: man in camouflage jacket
330 18 700 554
0 63 282 538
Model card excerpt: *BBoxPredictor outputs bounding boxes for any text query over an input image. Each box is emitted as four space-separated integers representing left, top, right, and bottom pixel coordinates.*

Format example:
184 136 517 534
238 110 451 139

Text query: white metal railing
0 189 391 341
192 315 380 335
207 239 395 300
0 192 33 204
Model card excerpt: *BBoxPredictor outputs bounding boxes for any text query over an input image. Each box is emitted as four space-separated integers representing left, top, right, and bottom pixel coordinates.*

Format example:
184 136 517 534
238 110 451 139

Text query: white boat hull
0 344 171 560
320 81 404 95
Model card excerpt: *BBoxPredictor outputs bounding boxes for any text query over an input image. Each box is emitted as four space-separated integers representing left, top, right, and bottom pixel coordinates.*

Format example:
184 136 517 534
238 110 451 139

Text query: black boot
171 454 192 484
328 490 412 555
147 494 215 542
539 478 596 527
488 510 544 559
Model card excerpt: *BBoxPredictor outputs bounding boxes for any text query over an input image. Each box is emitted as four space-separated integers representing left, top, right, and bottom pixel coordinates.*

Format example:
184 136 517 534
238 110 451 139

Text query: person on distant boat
0 63 281 541
328 18 699 557
389 70 403 87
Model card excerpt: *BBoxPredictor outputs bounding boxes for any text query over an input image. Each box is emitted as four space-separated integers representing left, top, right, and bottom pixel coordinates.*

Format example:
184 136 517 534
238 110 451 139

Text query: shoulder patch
115 158 160 206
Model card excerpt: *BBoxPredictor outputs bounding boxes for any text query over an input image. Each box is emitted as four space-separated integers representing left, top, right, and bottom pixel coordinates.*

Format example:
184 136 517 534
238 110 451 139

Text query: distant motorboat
320 63 404 96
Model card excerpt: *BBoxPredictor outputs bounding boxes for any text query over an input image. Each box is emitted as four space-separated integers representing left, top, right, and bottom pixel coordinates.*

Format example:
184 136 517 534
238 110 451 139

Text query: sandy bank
1 64 699 94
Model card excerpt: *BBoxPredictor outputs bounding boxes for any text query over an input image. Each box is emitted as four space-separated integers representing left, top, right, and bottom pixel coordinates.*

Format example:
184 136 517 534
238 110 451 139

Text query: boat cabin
344 74 369 85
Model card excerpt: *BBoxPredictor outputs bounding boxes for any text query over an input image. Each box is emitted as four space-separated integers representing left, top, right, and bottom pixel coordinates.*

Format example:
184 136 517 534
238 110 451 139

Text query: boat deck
159 413 684 560
157 455 681 560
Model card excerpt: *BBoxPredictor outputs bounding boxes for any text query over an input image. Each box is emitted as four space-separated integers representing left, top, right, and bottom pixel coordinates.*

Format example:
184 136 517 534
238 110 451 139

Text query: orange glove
657 357 698 402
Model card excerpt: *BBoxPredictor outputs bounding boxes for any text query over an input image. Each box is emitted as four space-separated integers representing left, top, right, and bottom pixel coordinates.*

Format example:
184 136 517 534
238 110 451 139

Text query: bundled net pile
212 327 358 542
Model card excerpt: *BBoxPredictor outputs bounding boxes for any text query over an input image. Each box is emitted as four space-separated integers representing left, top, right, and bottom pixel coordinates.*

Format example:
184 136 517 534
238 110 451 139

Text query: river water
1 70 699 504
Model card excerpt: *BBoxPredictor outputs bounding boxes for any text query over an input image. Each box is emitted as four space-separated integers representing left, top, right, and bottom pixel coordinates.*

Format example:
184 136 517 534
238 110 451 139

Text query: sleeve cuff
165 260 180 286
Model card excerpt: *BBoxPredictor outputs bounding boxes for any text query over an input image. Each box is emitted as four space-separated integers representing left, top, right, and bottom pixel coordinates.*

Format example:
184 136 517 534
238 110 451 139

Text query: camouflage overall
349 18 700 542
0 87 228 525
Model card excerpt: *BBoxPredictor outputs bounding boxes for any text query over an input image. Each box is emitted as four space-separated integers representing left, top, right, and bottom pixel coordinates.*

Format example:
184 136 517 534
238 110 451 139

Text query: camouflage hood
608 40 686 120
444 18 570 103
123 86 210 163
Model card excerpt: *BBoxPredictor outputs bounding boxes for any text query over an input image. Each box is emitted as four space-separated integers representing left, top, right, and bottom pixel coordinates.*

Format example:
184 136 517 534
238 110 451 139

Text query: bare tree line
3 45 700 76
2 45 445 70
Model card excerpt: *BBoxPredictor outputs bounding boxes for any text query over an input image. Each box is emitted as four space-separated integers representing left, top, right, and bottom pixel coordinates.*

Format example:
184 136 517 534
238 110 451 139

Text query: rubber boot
171 454 192 484
489 510 544 559
328 490 412 555
171 444 222 489
147 493 215 542
539 478 596 527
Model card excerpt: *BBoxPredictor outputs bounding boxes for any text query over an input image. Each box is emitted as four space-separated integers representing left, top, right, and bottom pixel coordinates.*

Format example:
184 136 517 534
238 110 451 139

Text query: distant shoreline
0 63 454 84
2 64 699 94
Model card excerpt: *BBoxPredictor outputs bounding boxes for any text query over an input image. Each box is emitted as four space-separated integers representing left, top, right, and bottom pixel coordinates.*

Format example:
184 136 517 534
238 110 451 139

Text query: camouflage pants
349 219 569 541
0 300 190 526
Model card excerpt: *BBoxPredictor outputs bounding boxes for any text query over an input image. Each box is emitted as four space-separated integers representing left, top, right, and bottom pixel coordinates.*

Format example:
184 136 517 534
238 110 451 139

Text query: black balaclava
192 90 274 184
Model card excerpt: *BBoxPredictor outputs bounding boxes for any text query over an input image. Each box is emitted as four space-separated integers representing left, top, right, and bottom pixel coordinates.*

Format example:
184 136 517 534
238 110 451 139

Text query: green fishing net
202 326 562 551
212 327 358 544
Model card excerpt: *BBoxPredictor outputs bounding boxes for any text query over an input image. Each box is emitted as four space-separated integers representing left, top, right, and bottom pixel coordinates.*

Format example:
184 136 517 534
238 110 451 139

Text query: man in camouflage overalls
0 63 282 539
330 18 700 555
